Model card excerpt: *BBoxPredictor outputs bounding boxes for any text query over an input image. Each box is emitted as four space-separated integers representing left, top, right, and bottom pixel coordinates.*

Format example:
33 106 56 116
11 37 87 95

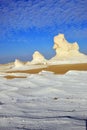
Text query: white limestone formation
31 51 47 64
47 33 87 64
54 34 85 57
7 34 87 67
14 59 24 67
51 34 87 59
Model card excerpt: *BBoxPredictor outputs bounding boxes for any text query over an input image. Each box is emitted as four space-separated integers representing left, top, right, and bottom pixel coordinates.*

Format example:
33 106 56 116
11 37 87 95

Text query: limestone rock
14 59 24 67
52 34 85 59
31 51 47 64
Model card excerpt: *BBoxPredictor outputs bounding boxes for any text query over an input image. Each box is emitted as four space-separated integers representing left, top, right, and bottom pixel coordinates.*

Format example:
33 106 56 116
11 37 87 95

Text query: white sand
0 70 87 129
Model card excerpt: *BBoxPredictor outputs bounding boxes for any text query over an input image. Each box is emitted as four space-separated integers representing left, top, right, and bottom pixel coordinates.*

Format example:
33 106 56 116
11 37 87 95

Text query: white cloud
0 0 87 37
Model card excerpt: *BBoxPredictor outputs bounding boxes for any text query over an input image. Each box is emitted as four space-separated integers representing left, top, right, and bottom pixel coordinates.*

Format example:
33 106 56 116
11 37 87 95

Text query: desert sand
7 63 87 75
1 69 87 129
4 75 27 79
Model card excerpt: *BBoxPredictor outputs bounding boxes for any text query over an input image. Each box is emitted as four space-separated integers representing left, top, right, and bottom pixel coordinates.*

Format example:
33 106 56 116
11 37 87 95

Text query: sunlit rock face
31 51 47 64
52 34 85 59
14 59 24 67
9 34 87 66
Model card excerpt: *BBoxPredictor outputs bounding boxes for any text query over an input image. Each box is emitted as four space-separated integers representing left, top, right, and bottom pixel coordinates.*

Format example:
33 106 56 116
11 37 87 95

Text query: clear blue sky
0 0 87 63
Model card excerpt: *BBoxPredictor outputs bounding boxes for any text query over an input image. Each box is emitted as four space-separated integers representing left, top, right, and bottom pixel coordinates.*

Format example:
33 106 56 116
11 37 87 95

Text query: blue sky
0 0 87 63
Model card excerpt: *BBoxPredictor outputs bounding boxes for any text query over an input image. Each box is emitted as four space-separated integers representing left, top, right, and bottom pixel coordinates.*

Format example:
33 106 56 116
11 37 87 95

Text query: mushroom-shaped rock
14 59 24 67
54 34 79 52
52 33 85 59
48 33 87 64
31 51 47 64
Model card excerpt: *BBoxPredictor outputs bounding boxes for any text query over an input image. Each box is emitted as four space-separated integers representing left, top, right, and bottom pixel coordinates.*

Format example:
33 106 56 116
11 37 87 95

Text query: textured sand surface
7 63 87 74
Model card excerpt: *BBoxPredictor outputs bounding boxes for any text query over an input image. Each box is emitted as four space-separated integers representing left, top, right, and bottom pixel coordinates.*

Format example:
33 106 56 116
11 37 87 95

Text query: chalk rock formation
51 34 86 60
31 51 47 64
14 59 24 67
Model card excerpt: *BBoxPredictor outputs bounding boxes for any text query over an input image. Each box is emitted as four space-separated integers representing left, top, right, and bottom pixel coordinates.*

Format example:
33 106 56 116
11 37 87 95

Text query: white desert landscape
0 34 87 130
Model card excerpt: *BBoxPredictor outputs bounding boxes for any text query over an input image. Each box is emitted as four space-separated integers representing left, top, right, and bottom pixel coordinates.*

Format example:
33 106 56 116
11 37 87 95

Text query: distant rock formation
52 34 86 60
13 34 87 66
31 51 47 64
14 59 24 67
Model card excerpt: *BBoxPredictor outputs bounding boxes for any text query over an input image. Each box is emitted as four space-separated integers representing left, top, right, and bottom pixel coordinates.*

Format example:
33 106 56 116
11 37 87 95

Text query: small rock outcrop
14 59 24 67
31 51 47 64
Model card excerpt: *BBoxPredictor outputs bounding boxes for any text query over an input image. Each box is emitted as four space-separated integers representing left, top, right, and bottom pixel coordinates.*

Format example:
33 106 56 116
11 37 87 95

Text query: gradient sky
0 0 87 63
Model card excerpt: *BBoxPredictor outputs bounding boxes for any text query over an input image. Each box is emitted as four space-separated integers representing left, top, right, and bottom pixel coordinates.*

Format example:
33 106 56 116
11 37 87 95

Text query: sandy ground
4 75 27 79
0 70 87 129
0 64 87 129
7 63 87 75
